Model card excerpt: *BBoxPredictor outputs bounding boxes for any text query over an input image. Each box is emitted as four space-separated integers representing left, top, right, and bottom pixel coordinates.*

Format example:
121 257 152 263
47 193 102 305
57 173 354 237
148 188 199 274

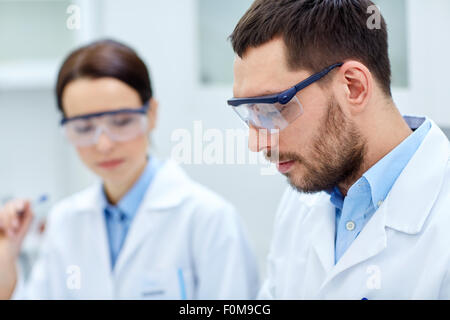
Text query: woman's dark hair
56 39 153 114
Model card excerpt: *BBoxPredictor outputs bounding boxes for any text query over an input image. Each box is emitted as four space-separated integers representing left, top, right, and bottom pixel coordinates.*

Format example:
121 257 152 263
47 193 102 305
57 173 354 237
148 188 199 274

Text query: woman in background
0 39 259 299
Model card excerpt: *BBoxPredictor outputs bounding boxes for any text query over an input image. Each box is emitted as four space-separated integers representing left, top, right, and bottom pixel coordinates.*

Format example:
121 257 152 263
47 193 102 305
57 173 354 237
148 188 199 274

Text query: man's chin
285 169 330 194
285 168 307 193
287 180 324 194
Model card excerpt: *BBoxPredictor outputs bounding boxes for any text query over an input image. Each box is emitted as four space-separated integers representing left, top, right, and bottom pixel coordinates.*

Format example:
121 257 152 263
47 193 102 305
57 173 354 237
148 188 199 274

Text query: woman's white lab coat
13 160 259 299
259 118 450 299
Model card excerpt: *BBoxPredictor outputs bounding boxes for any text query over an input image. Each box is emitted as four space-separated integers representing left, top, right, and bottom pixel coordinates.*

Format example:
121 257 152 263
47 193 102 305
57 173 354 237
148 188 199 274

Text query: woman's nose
95 130 115 152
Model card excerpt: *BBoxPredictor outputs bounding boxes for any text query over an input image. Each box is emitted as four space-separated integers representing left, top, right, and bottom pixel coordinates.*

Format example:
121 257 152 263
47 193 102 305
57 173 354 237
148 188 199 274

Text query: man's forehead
232 47 288 98
235 40 286 72
243 37 286 61
232 45 309 98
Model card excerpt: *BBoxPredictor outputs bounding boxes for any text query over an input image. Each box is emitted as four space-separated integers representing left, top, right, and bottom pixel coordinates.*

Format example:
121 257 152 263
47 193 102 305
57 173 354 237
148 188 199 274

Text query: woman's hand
0 200 34 299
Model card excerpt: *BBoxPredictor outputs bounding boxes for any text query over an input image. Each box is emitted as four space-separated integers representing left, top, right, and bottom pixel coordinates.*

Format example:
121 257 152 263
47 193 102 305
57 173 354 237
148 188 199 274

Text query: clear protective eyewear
227 63 343 131
60 102 150 147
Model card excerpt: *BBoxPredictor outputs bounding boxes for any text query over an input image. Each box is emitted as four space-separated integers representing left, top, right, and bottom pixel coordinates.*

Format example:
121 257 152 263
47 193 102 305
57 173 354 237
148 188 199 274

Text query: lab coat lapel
309 193 387 291
310 197 336 277
319 119 449 289
113 203 158 276
113 160 191 276
384 121 449 234
83 185 115 291
320 202 388 290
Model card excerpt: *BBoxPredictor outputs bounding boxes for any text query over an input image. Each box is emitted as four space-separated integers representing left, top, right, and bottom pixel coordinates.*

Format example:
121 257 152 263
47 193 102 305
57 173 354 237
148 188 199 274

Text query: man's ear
147 98 158 132
337 61 373 115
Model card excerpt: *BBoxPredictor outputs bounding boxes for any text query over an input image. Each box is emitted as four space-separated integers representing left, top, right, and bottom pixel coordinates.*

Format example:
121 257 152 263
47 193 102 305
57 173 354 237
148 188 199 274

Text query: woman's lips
277 160 295 174
97 159 125 169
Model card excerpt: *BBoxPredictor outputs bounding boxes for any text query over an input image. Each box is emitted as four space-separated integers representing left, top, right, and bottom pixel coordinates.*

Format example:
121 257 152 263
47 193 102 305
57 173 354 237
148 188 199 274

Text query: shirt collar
326 186 344 210
101 156 161 220
328 116 431 209
363 116 430 208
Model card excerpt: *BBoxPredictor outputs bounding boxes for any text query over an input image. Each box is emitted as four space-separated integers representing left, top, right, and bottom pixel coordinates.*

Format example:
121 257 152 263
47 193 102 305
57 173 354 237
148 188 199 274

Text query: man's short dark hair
230 0 392 97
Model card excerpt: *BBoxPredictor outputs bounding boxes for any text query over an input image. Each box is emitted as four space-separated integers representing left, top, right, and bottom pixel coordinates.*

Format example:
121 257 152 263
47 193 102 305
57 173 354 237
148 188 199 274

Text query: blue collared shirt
329 116 431 264
100 157 161 269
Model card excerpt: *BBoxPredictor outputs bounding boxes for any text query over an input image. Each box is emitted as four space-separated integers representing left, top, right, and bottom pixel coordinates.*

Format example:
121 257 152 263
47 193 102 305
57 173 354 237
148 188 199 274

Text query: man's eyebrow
248 89 280 97
262 90 278 95
234 87 286 99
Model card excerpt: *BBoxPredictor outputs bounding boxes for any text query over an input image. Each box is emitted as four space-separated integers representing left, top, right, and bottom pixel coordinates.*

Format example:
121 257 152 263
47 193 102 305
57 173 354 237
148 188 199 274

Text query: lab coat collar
383 119 449 234
311 195 337 276
363 117 431 211
96 159 193 276
136 159 192 212
81 159 192 214
100 156 161 221
317 117 449 288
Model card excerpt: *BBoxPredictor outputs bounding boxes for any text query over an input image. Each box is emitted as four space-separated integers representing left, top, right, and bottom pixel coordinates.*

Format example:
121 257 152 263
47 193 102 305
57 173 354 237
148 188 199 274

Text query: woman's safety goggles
60 102 150 147
227 63 343 131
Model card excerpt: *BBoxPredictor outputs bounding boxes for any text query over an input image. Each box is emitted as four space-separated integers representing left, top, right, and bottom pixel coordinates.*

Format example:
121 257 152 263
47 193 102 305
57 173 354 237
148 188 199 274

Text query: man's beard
270 97 366 194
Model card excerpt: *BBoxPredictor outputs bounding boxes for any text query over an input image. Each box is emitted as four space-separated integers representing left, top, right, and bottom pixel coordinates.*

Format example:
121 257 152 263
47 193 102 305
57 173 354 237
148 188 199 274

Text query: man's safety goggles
227 63 343 131
60 102 150 147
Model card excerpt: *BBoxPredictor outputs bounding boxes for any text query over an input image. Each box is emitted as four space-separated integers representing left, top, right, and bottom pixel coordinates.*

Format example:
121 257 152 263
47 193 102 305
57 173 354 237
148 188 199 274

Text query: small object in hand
17 194 49 218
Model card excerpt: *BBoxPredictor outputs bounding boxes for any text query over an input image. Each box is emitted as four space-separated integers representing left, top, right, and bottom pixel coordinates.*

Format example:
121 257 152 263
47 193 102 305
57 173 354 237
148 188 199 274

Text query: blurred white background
0 0 449 276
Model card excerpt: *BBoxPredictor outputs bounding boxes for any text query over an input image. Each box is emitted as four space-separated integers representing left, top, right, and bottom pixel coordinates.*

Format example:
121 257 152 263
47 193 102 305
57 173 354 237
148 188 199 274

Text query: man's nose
248 126 279 153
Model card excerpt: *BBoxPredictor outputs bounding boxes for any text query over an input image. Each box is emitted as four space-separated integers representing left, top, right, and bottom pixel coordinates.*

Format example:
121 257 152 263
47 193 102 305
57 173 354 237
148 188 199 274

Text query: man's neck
338 107 413 197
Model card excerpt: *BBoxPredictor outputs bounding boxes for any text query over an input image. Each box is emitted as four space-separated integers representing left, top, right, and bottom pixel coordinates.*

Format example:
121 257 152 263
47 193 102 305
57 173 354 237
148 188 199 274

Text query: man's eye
250 104 259 112
277 104 288 114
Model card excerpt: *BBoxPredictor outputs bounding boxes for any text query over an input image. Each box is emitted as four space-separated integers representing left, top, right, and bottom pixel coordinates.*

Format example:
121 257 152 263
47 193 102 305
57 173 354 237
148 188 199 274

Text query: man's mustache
264 150 302 163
